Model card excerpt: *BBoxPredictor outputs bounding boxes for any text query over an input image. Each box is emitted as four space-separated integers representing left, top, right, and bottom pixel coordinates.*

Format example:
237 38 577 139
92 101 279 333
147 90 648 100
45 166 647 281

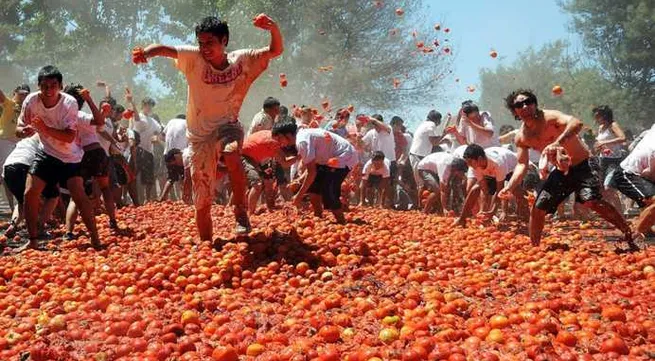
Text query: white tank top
596 125 624 158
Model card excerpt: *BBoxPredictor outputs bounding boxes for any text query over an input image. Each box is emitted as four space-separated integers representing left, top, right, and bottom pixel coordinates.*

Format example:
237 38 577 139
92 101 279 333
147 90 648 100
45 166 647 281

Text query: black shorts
535 157 603 214
30 150 81 189
242 157 268 187
166 163 185 183
81 148 110 179
484 173 513 195
599 157 623 187
4 163 29 204
365 174 388 187
112 155 129 185
137 149 155 185
107 157 119 188
274 163 288 185
418 170 439 192
610 169 655 207
307 165 350 210
5 163 61 203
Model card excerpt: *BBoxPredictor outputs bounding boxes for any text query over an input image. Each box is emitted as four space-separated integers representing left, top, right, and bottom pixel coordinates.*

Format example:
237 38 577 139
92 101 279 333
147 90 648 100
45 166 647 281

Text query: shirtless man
498 90 634 248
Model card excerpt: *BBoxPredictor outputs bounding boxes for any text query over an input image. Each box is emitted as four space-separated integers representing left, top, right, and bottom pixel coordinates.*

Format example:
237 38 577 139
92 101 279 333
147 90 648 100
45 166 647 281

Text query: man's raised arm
133 44 179 64
253 14 284 59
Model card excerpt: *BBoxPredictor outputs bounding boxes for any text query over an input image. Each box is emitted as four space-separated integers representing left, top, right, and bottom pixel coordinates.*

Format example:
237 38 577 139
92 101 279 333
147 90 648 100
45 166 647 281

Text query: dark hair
463 144 486 160
142 97 156 107
272 120 298 137
461 99 474 107
372 151 386 161
164 148 182 163
462 103 480 115
592 105 613 124
37 65 63 85
101 96 117 108
371 114 383 122
336 108 350 120
452 157 468 173
263 97 281 110
280 105 289 117
14 84 30 94
505 89 538 120
499 124 515 136
427 110 442 124
114 104 125 114
63 83 85 109
281 145 298 157
175 114 187 119
390 116 404 127
195 16 230 45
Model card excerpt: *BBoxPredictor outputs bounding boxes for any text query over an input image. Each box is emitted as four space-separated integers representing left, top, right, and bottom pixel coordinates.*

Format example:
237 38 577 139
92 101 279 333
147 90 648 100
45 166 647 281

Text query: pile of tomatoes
0 202 653 360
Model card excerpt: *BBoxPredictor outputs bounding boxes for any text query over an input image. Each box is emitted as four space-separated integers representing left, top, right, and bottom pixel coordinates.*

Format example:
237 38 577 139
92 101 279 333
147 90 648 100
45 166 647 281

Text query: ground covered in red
0 202 653 360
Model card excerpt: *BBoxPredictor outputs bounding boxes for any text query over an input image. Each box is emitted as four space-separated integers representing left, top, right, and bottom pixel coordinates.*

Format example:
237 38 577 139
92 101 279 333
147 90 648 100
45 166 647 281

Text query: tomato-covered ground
0 202 654 361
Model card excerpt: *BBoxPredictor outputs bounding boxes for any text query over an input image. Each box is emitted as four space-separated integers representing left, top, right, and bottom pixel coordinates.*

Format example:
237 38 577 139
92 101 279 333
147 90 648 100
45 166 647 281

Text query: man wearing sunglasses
497 89 635 250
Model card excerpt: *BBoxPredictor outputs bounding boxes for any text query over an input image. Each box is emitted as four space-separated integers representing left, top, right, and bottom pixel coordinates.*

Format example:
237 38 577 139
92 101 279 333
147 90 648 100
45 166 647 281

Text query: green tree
561 0 655 125
1 0 453 124
479 41 635 131
150 0 454 123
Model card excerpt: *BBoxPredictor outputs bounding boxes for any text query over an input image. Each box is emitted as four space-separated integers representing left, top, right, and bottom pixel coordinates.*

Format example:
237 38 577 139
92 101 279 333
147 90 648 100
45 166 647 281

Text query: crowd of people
0 14 653 253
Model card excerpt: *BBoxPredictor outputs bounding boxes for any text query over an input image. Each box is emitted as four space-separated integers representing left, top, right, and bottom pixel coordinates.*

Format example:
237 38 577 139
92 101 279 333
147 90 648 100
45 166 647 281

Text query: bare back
515 109 591 166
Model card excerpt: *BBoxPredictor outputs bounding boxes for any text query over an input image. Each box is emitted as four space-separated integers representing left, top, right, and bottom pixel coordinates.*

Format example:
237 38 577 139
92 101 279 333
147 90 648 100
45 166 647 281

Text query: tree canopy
0 0 454 124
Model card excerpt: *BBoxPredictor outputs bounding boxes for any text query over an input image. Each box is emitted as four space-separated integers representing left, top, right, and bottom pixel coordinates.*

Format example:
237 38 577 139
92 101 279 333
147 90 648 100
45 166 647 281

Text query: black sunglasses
512 98 536 109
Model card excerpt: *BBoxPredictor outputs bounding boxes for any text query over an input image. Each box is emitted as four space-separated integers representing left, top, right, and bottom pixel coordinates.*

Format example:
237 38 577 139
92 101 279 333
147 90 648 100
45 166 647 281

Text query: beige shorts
188 122 244 210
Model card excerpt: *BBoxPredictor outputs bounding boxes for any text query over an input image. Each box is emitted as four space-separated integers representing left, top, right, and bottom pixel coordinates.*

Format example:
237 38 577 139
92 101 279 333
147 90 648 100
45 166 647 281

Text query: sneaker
109 219 119 230
62 232 77 241
235 212 252 235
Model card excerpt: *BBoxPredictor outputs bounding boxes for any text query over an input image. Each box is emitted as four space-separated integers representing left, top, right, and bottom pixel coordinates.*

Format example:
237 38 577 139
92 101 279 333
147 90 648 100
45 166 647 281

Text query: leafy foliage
0 0 453 124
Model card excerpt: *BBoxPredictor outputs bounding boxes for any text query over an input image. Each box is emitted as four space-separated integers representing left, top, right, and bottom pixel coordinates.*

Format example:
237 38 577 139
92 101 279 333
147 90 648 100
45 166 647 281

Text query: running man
132 14 283 239
16 66 101 249
498 89 634 248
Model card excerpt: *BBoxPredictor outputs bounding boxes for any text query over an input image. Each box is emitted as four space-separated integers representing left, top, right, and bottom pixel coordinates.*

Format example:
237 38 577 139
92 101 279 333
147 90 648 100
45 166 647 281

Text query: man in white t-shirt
15 66 100 250
247 97 280 136
409 110 444 167
0 84 31 214
272 121 357 223
1 134 61 239
360 114 396 205
447 102 499 148
455 144 526 226
417 152 469 215
63 84 119 240
133 14 283 238
126 93 162 203
610 127 655 235
359 151 391 207
162 114 189 153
